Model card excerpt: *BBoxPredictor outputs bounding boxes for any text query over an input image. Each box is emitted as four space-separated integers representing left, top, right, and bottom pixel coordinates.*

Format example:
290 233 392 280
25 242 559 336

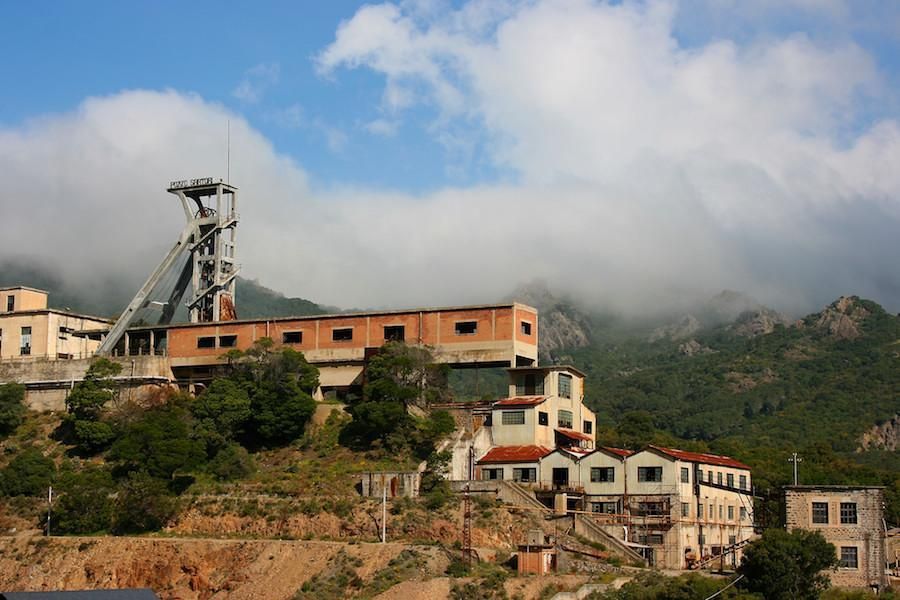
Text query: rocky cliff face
508 280 592 360
858 415 900 452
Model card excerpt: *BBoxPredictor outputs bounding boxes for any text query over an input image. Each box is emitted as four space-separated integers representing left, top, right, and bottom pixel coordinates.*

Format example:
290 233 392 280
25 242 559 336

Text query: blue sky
1 1 899 313
4 1 896 194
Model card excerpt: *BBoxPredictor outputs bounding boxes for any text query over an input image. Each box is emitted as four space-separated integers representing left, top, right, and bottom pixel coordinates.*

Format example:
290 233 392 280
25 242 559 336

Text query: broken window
538 411 548 426
557 409 573 429
593 502 619 514
58 326 74 340
637 466 663 482
583 420 592 434
501 410 525 425
332 327 353 342
20 326 31 356
728 505 735 520
727 473 735 488
682 503 690 517
840 547 858 569
282 331 302 344
219 335 237 348
520 321 532 335
197 336 216 349
739 474 748 490
454 321 477 335
512 468 536 483
590 467 614 483
558 373 572 398
383 325 405 342
812 502 829 524
6 295 13 312
681 467 690 483
482 468 503 481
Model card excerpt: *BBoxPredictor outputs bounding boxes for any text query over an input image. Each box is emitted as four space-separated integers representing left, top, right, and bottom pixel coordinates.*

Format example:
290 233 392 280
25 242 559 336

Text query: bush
0 383 26 437
112 471 177 534
191 378 251 452
0 448 55 497
739 528 838 599
52 467 114 534
207 443 255 481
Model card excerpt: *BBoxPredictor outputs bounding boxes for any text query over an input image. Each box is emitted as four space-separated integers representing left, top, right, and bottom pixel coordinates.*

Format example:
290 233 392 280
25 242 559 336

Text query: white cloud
232 62 281 104
2 0 900 317
364 118 400 136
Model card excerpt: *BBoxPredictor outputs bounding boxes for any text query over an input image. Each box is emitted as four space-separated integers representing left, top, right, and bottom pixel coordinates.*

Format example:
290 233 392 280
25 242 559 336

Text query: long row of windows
504 409 592 433
691 468 748 491
194 319 509 349
686 502 748 522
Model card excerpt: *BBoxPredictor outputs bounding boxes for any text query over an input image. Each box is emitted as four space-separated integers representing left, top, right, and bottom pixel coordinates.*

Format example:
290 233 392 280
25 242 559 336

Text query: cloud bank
2 0 899 316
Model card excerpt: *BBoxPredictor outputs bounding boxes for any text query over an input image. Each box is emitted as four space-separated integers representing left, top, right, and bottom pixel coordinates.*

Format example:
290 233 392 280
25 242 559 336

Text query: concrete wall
0 288 48 313
580 451 626 496
0 311 108 360
786 487 887 589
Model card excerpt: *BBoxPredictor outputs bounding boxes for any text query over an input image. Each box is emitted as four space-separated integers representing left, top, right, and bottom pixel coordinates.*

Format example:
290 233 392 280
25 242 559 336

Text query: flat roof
0 286 48 294
123 301 539 332
0 309 113 323
506 364 586 378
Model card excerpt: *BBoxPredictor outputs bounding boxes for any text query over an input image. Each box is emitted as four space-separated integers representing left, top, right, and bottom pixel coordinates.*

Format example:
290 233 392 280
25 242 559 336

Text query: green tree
112 471 177 534
0 383 26 437
52 467 114 534
190 378 251 453
109 401 205 481
0 448 55 497
739 528 838 599
207 443 255 481
364 342 450 409
227 339 319 446
64 358 122 452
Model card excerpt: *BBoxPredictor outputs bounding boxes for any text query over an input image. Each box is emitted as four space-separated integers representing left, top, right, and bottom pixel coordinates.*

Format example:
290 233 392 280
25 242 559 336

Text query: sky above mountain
1 0 899 316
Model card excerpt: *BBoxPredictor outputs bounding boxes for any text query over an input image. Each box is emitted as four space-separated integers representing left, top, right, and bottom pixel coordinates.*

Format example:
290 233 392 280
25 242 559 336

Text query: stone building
785 485 887 590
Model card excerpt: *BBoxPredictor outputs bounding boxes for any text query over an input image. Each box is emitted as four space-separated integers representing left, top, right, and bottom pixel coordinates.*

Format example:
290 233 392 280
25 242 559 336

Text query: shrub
207 443 255 481
52 467 114 534
0 383 26 437
0 448 55 497
112 471 177 534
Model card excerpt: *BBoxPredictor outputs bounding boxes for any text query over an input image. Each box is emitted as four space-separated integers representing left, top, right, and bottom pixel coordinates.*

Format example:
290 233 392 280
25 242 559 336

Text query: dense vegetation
567 297 900 522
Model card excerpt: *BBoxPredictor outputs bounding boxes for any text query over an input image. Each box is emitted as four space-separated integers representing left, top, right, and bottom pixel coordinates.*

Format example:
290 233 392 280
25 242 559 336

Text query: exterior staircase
573 514 647 566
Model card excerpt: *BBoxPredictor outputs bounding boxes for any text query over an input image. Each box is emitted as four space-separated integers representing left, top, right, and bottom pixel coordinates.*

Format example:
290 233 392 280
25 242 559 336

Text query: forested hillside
563 296 900 523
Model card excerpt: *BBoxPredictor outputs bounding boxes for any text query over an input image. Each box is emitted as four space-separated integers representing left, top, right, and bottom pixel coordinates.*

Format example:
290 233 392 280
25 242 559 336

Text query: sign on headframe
168 177 216 190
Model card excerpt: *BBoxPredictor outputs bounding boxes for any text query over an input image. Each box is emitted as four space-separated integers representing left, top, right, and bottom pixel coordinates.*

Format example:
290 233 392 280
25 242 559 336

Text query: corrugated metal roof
493 396 548 407
648 445 751 470
477 445 553 463
555 428 593 442
600 446 635 458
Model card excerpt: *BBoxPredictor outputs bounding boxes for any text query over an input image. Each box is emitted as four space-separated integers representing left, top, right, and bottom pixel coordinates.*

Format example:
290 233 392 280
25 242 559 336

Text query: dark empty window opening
219 335 237 348
538 411 549 426
520 321 532 335
283 331 303 344
332 327 353 342
384 325 405 342
584 420 593 434
455 321 477 335
6 295 13 312
197 336 216 349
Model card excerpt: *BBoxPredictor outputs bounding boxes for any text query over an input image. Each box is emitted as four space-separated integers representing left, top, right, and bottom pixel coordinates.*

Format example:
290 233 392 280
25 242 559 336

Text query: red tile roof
493 396 548 407
601 446 635 458
648 445 751 470
556 428 593 442
477 445 553 464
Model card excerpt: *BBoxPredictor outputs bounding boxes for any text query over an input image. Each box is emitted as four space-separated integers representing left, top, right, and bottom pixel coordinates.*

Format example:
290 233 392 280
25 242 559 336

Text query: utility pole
46 486 52 537
788 452 802 486
381 478 387 544
463 483 472 566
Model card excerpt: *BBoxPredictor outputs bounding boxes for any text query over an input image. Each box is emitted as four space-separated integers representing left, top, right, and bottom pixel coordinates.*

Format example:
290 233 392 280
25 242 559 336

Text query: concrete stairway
573 514 647 566
498 481 550 512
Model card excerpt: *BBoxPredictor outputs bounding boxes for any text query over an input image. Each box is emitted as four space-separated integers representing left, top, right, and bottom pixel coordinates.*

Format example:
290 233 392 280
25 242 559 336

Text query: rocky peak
804 295 871 340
